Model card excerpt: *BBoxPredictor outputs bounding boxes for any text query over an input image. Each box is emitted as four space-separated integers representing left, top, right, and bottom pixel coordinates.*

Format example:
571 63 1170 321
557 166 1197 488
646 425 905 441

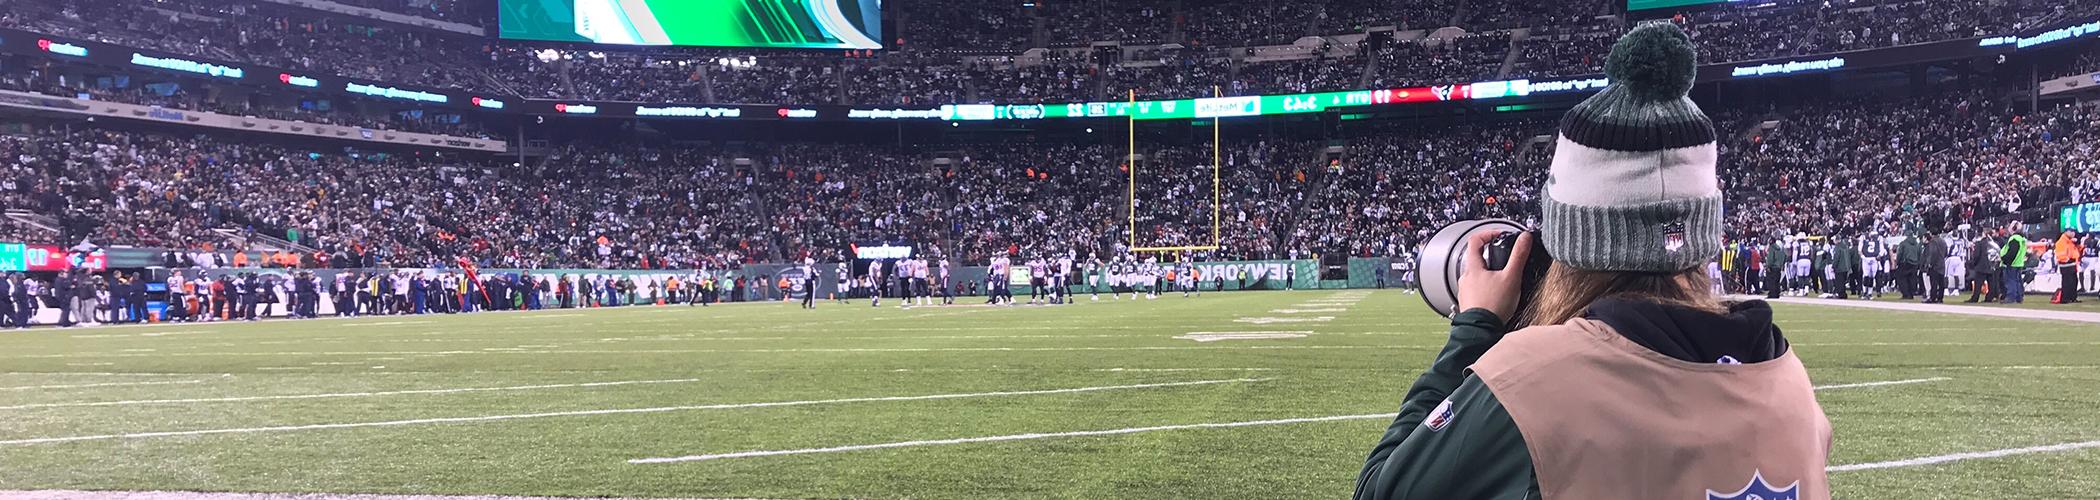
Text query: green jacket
1763 244 1789 268
1897 237 1923 266
2004 234 2030 268
1834 241 1859 274
1355 309 1537 500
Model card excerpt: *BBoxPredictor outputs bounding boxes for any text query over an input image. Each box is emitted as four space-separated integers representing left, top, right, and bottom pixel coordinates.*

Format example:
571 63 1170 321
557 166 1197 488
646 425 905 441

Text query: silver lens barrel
1417 219 1526 318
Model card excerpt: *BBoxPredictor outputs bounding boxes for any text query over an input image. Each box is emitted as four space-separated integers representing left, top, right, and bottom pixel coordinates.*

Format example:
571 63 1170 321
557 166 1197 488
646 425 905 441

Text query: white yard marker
0 380 205 391
1812 377 1950 391
0 378 704 410
1233 316 1334 324
629 413 1396 464
1271 308 1349 314
1092 368 1276 372
1174 332 1310 342
140 330 218 337
341 321 432 327
1829 440 2100 472
0 379 1269 446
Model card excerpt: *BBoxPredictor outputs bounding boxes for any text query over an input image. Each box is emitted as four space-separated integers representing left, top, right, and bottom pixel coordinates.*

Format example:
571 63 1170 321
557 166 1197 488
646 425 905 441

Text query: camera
1416 219 1552 325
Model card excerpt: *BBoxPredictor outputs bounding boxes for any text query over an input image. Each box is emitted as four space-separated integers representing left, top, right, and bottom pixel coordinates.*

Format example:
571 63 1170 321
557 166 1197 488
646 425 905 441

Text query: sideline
1771 297 2100 324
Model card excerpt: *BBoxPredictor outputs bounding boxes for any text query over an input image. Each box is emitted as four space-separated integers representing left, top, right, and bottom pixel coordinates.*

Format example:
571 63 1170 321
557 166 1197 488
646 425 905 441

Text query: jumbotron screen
499 0 883 49
1627 0 1728 10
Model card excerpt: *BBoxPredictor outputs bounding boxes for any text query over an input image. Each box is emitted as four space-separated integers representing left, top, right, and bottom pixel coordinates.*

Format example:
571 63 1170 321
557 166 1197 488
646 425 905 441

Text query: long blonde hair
1523 262 1725 327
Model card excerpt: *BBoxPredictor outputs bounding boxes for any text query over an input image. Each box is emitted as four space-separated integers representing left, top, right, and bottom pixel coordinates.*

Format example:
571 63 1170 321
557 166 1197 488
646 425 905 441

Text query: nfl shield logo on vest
1424 399 1455 432
1706 471 1799 500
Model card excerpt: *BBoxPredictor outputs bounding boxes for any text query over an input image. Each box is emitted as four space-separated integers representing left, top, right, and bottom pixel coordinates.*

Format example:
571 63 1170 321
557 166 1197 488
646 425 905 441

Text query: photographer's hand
1456 230 1534 323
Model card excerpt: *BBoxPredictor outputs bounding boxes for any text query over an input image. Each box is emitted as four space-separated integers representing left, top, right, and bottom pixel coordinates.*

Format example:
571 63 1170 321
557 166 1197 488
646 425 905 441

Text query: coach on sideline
1352 24 1831 500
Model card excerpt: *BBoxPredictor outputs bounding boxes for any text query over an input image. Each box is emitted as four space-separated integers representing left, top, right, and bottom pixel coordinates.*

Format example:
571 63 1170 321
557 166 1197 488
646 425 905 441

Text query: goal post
1127 86 1225 255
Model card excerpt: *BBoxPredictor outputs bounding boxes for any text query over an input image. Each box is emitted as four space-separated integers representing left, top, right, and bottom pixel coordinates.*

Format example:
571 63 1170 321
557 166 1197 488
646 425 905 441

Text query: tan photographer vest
1471 318 1832 500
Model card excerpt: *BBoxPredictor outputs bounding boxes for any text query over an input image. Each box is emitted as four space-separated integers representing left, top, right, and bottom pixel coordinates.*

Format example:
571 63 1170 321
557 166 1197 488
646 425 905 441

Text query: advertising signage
0 243 105 272
519 101 948 121
942 86 1472 122
0 27 479 110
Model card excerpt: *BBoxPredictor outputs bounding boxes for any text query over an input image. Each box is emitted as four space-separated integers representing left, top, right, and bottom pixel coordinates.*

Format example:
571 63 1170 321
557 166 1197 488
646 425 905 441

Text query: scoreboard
2062 202 2100 233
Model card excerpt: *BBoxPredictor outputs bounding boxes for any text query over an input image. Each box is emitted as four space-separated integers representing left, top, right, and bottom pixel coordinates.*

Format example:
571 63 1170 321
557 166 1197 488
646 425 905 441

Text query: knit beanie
1541 22 1719 273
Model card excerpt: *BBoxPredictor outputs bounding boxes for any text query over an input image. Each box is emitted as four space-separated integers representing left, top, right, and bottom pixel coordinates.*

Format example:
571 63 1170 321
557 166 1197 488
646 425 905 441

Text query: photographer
1354 25 1830 500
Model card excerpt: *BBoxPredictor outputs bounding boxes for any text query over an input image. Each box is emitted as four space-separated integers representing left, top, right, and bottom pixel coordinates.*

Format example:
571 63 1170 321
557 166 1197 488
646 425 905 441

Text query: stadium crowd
3 82 2092 273
1 0 2098 327
6 0 2091 108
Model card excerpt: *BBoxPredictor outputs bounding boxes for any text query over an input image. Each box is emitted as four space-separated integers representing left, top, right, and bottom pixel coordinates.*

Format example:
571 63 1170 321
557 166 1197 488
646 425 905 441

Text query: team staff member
1763 236 1789 299
1354 25 1830 500
2002 223 2030 304
1965 232 2001 303
2084 233 2100 301
1923 230 1948 304
2056 229 2083 303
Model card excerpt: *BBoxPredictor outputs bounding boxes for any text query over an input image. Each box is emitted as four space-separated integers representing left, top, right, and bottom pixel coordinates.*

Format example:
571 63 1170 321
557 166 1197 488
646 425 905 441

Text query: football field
0 290 2095 499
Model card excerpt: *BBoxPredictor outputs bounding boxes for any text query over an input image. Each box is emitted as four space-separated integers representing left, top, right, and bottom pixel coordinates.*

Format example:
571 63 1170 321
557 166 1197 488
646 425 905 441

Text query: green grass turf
0 290 2095 499
1858 290 2100 312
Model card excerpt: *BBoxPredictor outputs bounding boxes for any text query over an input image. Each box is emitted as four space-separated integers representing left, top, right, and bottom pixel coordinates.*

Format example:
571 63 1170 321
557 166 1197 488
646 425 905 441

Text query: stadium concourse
2 0 2100 497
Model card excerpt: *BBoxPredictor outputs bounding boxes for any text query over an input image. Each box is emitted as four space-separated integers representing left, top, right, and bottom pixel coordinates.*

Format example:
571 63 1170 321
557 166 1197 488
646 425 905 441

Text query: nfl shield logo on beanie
1539 23 1723 272
1706 471 1800 500
1663 220 1687 252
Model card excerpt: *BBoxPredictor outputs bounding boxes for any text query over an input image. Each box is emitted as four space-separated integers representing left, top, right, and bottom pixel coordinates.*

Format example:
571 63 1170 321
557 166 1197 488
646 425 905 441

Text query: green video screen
1627 0 1728 10
500 0 883 49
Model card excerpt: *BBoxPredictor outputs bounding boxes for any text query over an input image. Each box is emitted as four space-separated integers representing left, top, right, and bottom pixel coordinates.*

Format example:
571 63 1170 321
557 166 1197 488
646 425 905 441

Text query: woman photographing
1353 23 1832 500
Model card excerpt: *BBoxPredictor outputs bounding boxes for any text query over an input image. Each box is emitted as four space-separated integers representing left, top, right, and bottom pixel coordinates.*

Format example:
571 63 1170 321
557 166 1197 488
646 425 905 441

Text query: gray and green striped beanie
1542 22 1719 273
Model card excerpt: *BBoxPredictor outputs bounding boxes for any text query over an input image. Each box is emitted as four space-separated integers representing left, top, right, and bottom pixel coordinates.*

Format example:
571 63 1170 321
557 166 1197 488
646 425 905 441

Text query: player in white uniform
1707 259 1726 295
1024 258 1046 305
1859 236 1887 299
868 260 886 307
1944 234 1967 296
1086 255 1103 301
1790 236 1814 295
1056 254 1074 304
912 257 931 305
988 256 1010 305
894 257 911 308
938 258 954 305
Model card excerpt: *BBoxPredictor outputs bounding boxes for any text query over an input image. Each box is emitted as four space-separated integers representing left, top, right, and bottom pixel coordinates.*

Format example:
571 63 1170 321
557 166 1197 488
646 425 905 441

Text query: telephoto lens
1415 219 1551 324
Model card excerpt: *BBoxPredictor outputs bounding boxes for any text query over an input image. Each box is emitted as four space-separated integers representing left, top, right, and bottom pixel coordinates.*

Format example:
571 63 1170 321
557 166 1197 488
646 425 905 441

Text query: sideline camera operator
1353 24 1831 500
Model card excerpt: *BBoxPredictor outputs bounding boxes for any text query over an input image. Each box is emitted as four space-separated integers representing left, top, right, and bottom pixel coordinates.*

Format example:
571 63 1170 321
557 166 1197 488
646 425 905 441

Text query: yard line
0 378 1270 446
0 492 780 500
1812 377 1950 390
0 380 206 391
1797 341 2100 347
621 377 1956 464
0 378 705 410
1829 440 2100 472
13 345 1436 359
629 413 1396 464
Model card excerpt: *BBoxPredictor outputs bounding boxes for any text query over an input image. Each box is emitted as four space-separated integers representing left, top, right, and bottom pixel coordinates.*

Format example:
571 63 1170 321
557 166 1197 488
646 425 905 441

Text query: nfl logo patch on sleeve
1706 471 1799 500
1424 399 1456 432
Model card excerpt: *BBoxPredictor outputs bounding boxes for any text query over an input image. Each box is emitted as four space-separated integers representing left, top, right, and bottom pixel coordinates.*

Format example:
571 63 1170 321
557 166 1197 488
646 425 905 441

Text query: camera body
1416 219 1553 326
